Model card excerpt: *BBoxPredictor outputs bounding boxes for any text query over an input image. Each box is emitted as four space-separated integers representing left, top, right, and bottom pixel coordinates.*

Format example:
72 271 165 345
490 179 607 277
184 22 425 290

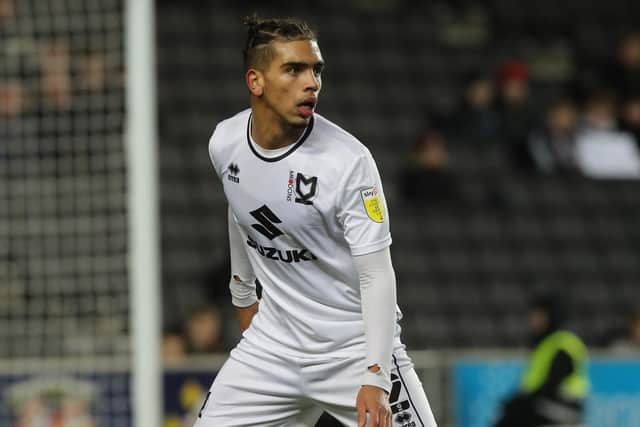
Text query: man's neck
250 107 306 150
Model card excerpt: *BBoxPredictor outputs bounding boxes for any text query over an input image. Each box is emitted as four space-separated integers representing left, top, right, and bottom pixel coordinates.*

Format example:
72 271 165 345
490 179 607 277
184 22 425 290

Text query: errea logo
227 163 240 183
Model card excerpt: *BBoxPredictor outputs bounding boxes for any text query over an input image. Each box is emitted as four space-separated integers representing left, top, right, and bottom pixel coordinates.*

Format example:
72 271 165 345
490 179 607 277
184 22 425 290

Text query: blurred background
1 0 640 426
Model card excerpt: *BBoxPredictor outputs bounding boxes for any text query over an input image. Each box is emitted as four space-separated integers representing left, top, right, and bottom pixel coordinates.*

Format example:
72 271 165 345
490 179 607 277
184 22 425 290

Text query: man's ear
246 69 264 96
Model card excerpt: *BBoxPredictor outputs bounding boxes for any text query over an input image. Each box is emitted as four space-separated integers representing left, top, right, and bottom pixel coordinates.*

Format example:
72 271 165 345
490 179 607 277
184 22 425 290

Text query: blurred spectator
496 59 537 166
184 305 227 354
412 130 449 170
608 308 640 353
527 98 579 175
579 89 618 132
451 75 500 144
620 94 640 148
162 328 187 363
77 52 107 93
401 129 455 202
494 295 589 427
574 90 640 179
0 77 32 164
604 32 640 99
0 79 27 118
39 39 73 111
14 396 50 427
60 399 96 427
0 0 14 21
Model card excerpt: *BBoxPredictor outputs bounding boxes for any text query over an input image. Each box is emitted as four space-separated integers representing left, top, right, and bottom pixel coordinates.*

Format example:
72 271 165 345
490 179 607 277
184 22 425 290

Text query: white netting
0 0 129 424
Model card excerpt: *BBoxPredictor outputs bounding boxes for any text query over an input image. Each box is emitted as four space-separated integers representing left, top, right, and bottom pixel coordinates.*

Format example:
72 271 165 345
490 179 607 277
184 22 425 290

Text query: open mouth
297 97 317 117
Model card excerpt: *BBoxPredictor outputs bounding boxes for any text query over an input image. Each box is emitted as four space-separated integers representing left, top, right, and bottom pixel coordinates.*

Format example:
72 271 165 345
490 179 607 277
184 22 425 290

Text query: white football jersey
209 108 400 357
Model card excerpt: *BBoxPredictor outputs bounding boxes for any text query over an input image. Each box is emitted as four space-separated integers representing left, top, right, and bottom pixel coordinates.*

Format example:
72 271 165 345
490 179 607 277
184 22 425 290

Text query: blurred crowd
2 2 638 426
4 0 639 359
605 306 640 352
405 31 640 202
161 301 640 360
161 304 236 363
169 32 640 360
0 0 122 127
161 260 242 363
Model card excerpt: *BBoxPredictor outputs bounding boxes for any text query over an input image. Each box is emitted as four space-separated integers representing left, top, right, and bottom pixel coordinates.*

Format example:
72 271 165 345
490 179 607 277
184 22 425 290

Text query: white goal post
0 0 161 425
125 0 162 426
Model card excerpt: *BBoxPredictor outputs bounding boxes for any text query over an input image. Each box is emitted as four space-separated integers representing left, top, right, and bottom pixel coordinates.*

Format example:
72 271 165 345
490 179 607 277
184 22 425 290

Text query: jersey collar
246 113 314 163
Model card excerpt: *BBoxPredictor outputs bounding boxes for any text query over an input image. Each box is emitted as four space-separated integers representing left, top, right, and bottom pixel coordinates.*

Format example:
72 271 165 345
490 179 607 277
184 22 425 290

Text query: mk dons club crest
360 186 384 223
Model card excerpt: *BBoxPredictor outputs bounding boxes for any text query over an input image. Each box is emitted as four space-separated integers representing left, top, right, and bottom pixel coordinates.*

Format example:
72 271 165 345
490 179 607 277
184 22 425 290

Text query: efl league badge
360 186 384 223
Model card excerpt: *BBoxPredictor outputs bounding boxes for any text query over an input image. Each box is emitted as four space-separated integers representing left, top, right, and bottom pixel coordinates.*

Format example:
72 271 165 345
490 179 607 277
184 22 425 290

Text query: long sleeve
353 247 397 393
228 206 258 307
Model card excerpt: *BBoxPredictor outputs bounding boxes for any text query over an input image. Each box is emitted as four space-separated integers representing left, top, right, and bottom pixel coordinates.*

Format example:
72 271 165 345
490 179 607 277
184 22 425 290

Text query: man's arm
333 149 395 426
236 302 259 332
227 207 259 330
353 247 396 427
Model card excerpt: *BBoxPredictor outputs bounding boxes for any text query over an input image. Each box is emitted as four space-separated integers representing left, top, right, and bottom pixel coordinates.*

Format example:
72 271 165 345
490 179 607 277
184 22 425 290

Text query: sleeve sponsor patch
360 186 385 223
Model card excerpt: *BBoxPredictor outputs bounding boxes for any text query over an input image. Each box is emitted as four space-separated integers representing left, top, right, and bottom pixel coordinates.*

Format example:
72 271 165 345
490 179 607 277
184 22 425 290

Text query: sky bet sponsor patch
360 186 384 223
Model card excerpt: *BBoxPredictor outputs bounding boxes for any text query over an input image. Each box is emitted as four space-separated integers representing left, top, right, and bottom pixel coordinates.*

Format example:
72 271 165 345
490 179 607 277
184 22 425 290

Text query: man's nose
304 69 320 91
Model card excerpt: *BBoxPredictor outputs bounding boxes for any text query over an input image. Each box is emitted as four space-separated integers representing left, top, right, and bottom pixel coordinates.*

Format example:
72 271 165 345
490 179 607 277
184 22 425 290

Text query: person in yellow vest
494 295 589 427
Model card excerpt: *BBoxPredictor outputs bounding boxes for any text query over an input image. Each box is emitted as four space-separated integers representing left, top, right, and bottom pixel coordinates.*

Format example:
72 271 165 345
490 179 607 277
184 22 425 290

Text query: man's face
548 104 577 133
467 79 493 108
187 310 222 351
529 308 549 336
621 35 640 67
258 39 324 127
501 79 528 106
622 98 640 127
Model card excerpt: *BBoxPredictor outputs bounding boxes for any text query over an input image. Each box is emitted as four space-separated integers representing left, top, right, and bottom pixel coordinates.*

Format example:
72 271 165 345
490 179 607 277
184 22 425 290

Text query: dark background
157 0 640 349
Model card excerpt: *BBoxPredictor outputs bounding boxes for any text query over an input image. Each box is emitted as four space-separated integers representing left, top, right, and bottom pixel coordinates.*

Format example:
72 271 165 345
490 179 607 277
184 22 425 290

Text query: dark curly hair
242 14 316 71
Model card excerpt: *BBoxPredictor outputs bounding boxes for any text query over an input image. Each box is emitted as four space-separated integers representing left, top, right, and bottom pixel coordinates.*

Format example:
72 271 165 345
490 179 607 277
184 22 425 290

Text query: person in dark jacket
527 98 580 175
494 295 589 427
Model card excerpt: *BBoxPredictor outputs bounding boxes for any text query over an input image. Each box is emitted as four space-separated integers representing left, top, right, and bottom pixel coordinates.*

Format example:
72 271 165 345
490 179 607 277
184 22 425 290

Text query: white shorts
194 339 437 427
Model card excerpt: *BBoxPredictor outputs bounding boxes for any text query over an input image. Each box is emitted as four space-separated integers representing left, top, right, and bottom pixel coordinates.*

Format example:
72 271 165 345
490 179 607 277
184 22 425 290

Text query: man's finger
377 406 387 427
357 403 366 427
384 409 391 427
369 406 380 427
378 406 390 427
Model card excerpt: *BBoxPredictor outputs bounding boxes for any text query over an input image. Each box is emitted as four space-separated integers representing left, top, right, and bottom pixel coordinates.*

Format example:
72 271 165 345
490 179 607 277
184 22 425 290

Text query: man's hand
235 302 258 332
356 384 391 427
